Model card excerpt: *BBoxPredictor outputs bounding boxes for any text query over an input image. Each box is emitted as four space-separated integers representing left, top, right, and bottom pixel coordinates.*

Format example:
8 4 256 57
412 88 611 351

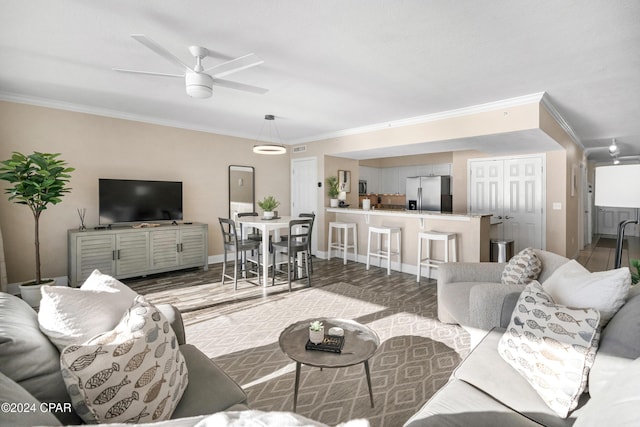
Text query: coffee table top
279 318 380 369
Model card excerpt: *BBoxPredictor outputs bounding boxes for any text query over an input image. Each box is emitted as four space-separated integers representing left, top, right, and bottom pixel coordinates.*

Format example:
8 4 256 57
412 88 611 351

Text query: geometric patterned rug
185 282 470 426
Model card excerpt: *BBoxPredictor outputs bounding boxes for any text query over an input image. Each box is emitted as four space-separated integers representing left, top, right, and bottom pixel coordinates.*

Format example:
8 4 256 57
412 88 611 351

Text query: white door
469 155 545 252
291 157 318 254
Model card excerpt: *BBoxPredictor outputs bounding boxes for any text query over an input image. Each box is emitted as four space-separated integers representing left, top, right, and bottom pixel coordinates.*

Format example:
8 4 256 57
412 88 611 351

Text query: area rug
185 282 470 427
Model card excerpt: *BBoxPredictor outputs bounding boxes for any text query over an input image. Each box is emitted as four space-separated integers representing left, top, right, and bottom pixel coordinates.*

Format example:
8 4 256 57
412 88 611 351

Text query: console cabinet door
179 228 207 267
75 234 116 284
115 232 150 276
150 229 180 269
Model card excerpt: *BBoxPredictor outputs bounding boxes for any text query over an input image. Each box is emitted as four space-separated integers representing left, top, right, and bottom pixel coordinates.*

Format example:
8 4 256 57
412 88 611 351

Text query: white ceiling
1 1 639 163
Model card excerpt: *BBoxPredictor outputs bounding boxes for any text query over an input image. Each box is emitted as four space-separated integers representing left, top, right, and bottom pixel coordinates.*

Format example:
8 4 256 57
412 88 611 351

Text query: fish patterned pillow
60 296 188 424
501 247 542 285
497 281 600 418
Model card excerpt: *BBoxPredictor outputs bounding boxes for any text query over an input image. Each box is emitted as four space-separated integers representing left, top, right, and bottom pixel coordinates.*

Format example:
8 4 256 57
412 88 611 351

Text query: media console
68 222 208 287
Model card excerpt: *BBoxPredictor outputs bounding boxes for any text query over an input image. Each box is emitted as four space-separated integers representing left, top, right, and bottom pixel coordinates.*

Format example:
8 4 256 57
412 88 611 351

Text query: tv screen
99 179 183 224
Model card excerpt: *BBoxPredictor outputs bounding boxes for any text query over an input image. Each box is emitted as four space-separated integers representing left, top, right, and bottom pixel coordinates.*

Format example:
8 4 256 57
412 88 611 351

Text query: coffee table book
305 335 345 353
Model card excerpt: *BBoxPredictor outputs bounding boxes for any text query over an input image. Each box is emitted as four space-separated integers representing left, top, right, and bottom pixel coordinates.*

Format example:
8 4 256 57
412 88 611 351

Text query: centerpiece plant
0 152 74 286
257 195 280 219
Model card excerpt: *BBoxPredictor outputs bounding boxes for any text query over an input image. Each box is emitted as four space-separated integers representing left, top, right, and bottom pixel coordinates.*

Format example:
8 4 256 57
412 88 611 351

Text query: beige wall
360 152 453 168
0 101 290 283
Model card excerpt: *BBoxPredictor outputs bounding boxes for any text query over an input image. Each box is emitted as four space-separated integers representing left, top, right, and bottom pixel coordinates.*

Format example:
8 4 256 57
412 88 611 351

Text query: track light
609 138 620 156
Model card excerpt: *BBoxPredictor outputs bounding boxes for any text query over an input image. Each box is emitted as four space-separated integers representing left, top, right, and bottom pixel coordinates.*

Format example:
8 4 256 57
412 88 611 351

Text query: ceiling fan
113 34 268 99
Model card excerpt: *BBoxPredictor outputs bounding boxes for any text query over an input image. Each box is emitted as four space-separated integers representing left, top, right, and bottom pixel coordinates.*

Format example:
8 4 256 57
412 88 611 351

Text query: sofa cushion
501 247 542 286
39 269 139 351
589 290 640 398
542 260 630 325
0 292 80 425
404 377 542 427
497 282 600 418
171 345 248 418
60 296 188 423
574 356 640 427
455 329 587 427
0 370 63 427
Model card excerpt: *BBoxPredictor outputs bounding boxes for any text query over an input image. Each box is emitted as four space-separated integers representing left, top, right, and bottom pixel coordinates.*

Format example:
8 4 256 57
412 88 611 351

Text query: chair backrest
236 212 261 239
298 212 315 250
218 217 239 246
288 218 313 249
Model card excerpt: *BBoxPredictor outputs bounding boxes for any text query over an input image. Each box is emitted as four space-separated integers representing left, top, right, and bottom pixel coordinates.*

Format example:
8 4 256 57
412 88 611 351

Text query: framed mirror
338 170 351 193
229 165 255 220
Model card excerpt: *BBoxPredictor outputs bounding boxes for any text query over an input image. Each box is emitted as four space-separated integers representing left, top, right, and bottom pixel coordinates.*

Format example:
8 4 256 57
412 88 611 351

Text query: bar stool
366 226 402 275
417 231 457 283
328 222 358 265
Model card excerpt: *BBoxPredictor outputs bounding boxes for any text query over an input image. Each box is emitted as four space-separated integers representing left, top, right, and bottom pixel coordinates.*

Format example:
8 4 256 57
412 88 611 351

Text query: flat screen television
99 179 183 224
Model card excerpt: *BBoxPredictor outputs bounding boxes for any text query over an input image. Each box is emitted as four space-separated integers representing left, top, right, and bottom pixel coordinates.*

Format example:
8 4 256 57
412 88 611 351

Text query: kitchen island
326 207 492 277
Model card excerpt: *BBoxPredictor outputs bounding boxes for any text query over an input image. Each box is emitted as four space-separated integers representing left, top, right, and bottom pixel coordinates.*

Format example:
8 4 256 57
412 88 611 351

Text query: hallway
577 234 640 273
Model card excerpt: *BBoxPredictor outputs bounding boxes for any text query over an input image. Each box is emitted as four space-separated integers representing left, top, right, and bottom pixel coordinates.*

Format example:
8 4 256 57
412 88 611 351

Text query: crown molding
540 93 584 149
0 91 263 142
290 92 547 144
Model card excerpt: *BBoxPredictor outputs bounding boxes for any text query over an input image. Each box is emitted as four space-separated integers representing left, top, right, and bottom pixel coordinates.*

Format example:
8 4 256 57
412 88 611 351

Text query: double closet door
469 155 545 252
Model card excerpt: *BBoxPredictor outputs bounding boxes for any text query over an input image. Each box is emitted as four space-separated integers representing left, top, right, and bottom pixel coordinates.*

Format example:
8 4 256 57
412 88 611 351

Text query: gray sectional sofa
0 292 248 426
405 250 640 426
405 287 640 426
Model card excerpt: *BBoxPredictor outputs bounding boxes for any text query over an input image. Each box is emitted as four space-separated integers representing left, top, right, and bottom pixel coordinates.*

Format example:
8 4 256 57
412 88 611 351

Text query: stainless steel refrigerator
406 176 452 212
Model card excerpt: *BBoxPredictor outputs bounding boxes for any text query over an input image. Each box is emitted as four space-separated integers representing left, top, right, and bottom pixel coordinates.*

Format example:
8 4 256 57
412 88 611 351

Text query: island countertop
326 207 491 222
325 207 492 264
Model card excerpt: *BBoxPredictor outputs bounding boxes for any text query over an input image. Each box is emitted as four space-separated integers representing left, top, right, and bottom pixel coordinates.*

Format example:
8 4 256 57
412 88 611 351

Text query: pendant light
253 114 287 155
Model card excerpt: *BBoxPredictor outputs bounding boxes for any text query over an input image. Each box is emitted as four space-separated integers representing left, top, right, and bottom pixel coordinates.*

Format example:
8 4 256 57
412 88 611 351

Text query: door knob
505 215 513 220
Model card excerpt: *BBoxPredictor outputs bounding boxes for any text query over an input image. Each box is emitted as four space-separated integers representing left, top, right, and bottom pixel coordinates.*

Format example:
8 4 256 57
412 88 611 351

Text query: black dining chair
218 217 261 290
271 218 313 291
299 212 316 273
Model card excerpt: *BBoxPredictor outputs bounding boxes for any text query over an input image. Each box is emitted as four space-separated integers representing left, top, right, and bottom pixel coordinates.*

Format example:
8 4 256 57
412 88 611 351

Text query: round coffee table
279 318 380 412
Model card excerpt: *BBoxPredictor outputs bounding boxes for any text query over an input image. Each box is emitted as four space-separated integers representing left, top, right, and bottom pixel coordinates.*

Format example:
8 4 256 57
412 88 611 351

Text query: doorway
468 154 546 252
291 157 319 254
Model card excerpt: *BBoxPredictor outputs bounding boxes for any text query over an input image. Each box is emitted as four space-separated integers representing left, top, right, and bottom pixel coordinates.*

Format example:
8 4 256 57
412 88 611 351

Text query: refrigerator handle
418 187 422 211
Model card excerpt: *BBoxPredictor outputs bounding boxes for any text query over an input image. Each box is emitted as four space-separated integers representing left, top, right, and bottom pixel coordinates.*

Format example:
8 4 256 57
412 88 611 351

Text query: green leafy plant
0 152 74 284
257 195 280 212
631 259 640 285
326 176 339 198
309 320 324 331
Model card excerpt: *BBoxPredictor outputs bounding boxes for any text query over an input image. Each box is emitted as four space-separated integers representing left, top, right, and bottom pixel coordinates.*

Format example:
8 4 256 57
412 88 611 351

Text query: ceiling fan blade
212 78 269 94
112 68 184 78
205 53 264 78
131 34 193 72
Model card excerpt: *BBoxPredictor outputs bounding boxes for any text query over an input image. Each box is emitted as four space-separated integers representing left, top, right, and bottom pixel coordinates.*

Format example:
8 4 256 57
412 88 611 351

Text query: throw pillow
39 269 139 351
542 260 630 325
60 296 188 423
501 247 542 285
497 281 600 418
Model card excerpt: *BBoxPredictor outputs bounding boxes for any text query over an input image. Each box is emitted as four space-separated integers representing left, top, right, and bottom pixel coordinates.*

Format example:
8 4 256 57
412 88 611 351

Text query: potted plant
631 259 640 285
0 152 74 307
309 320 325 344
257 195 280 219
326 176 339 207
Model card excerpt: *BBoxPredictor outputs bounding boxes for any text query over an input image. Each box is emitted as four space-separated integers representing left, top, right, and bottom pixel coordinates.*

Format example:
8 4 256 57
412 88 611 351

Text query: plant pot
330 199 339 208
263 211 274 220
19 279 54 309
309 326 325 344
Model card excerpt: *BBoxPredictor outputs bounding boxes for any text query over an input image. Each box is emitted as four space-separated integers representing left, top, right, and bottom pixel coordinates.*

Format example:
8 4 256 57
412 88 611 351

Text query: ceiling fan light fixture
185 72 213 98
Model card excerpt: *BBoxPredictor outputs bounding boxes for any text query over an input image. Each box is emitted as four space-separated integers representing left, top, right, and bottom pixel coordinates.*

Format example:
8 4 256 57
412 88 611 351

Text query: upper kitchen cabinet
359 163 452 194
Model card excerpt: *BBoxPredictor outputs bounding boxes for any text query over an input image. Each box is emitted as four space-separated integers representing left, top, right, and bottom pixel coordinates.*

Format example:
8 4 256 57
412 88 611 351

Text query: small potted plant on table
0 152 74 307
309 320 325 344
258 195 280 220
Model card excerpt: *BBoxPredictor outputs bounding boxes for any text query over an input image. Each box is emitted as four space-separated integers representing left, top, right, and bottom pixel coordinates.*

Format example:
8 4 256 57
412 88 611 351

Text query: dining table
237 215 298 286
